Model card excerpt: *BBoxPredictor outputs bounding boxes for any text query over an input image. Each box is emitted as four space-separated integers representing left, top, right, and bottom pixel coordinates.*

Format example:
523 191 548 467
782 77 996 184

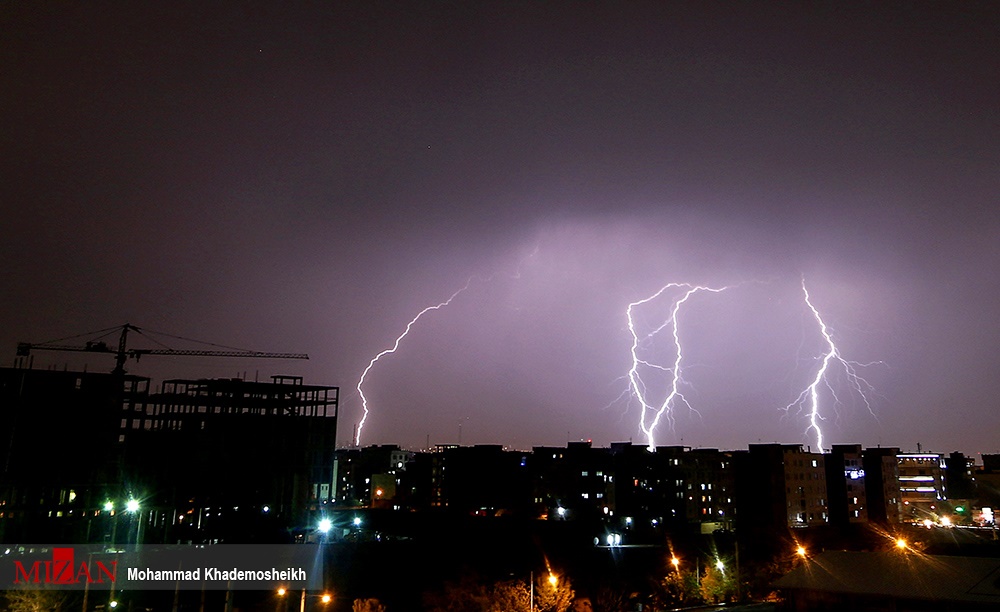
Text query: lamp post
277 589 331 612
529 571 557 612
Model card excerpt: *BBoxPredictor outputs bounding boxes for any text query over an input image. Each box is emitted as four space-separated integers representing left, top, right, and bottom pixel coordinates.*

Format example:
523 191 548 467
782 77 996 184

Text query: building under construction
0 365 338 544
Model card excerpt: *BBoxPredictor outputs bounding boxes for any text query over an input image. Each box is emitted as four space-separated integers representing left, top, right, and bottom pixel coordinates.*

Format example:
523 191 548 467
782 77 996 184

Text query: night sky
2 2 998 457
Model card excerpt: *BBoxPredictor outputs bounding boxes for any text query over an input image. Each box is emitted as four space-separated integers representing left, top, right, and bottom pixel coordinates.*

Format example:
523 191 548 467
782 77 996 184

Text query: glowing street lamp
529 571 560 611
318 519 332 533
895 538 908 550
281 589 333 612
670 556 680 570
796 546 807 558
715 560 725 572
125 499 140 513
103 501 114 512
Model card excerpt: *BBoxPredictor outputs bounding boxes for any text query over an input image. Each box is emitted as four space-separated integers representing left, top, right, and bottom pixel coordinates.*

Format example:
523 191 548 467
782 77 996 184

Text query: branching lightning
785 278 879 453
354 279 475 446
354 249 537 446
626 283 729 452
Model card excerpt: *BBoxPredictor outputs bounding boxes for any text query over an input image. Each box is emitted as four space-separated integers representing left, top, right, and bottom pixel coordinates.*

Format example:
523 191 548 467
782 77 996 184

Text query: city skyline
2 3 998 456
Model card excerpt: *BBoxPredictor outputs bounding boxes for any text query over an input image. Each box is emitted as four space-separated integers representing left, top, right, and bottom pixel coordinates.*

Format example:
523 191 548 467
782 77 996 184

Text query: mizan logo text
14 548 117 584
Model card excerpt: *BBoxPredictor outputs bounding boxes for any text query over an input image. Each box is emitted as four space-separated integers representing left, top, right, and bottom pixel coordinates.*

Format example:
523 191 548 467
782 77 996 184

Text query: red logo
13 548 116 584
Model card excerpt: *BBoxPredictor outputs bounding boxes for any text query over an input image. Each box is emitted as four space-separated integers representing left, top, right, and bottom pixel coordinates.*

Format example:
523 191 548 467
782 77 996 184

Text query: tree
352 598 386 612
569 598 593 612
423 575 490 612
698 565 735 604
656 569 700 607
591 587 629 612
487 580 529 612
423 574 574 612
526 574 574 612
4 588 67 612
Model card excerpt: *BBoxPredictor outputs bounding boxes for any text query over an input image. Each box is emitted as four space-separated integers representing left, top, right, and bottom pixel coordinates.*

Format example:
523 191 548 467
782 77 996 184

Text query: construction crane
16 323 308 375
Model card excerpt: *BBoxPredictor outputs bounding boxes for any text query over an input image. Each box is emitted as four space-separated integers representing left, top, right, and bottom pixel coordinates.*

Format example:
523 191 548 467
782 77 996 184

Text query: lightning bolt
785 278 879 453
354 279 475 446
354 248 538 446
626 283 729 452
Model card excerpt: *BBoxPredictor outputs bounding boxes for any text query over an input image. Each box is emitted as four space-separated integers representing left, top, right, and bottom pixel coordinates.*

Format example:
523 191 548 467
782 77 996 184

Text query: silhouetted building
533 441 615 521
681 448 736 531
825 444 867 526
946 451 976 500
736 444 827 533
332 445 414 509
607 443 687 536
428 445 532 516
0 368 148 542
861 447 901 525
0 366 338 543
897 451 946 522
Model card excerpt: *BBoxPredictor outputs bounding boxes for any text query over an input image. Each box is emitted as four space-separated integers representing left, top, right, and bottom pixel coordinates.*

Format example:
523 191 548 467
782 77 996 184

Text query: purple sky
2 2 998 457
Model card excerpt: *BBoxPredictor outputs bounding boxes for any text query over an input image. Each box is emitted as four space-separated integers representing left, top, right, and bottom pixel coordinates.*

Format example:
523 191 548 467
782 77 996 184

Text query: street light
125 499 140 513
529 571 559 612
715 560 725 572
277 589 332 612
318 519 332 533
796 546 807 558
670 556 680 571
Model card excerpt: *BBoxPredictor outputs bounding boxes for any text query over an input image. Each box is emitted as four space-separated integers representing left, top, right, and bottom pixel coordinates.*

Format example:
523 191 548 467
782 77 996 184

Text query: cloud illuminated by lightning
785 278 879 453
626 282 729 452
